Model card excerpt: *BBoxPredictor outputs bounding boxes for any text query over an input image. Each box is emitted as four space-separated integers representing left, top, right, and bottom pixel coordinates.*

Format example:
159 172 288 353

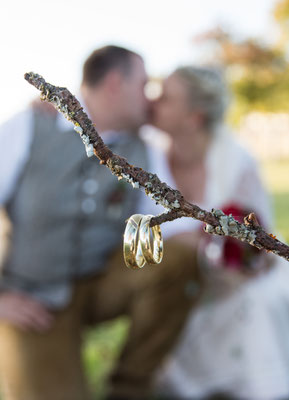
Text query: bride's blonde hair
174 66 229 131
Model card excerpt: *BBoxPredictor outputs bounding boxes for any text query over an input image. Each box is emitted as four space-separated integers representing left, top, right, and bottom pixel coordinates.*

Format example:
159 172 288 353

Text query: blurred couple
0 44 289 400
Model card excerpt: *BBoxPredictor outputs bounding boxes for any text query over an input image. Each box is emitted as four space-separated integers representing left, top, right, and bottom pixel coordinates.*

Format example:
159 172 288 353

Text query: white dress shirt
0 108 34 206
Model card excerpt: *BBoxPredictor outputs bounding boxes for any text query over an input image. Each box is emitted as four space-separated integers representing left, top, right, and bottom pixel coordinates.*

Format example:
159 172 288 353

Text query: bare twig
24 72 289 262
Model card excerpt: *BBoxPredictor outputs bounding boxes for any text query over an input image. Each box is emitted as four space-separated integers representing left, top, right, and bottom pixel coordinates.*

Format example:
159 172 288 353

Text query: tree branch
24 72 289 262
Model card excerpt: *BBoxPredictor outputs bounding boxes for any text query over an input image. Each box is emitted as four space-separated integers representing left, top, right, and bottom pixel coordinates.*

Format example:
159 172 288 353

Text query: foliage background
204 0 289 124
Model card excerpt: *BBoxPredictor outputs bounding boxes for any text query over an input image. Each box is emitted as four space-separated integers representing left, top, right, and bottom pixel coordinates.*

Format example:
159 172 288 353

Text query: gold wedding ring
123 214 146 269
139 215 163 264
123 214 164 269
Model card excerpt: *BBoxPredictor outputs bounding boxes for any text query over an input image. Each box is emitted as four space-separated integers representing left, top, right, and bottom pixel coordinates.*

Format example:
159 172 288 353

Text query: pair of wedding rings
123 214 163 269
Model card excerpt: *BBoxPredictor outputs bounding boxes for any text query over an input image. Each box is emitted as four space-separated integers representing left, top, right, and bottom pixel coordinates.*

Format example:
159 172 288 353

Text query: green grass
261 159 289 194
272 192 289 243
261 158 289 242
83 318 129 399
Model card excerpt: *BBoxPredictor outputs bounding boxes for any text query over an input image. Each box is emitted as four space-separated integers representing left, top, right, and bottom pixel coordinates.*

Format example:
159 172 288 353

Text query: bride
139 66 289 399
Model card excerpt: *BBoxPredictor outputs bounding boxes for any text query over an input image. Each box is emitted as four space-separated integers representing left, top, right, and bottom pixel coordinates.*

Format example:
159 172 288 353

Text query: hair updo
174 66 229 130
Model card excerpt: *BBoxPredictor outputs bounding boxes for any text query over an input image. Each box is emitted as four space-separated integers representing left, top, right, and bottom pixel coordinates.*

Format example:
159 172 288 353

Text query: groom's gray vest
1 110 148 307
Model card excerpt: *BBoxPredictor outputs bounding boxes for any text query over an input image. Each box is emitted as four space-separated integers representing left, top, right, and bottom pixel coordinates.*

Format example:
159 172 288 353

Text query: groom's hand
0 291 54 332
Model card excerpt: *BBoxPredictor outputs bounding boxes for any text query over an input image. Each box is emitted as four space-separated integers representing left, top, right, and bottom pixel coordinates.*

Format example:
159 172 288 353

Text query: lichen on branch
24 72 289 262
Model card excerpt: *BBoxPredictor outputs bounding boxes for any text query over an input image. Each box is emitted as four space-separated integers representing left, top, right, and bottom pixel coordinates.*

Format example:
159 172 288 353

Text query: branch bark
24 72 289 262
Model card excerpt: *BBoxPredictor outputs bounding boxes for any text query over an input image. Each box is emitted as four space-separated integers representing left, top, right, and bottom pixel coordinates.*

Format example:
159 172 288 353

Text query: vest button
81 198 96 214
82 179 99 195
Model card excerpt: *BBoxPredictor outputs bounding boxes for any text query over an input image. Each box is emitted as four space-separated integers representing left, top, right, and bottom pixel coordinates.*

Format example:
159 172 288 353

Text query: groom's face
118 55 149 130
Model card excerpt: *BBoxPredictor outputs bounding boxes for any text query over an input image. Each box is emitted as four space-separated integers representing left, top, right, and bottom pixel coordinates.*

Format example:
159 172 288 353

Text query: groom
0 45 200 400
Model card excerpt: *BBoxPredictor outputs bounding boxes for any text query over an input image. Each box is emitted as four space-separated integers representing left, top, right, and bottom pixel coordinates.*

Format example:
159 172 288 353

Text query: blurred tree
195 0 289 124
274 0 289 49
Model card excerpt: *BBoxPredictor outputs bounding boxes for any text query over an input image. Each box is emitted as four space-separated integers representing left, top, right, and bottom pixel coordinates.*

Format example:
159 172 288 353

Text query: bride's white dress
139 126 289 400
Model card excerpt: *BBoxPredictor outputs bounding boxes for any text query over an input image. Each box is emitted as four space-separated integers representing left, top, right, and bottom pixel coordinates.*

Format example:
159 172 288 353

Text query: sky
0 0 278 124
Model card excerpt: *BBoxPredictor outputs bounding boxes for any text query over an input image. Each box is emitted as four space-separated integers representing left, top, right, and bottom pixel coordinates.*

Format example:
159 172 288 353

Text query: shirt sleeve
0 109 33 205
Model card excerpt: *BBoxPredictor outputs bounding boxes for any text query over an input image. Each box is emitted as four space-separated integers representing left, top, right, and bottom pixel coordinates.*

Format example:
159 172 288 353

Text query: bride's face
151 73 192 137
